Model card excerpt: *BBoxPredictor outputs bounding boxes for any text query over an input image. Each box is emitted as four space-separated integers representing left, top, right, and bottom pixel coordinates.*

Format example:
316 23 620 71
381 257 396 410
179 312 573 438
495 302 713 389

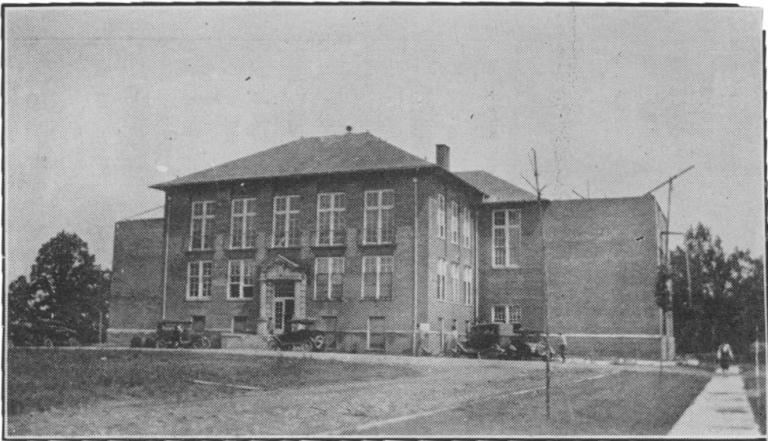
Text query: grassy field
355 370 711 435
7 348 419 416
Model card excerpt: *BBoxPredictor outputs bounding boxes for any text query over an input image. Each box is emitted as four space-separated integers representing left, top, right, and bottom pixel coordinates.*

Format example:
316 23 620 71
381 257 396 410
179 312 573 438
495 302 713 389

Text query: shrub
129 335 143 348
143 334 157 348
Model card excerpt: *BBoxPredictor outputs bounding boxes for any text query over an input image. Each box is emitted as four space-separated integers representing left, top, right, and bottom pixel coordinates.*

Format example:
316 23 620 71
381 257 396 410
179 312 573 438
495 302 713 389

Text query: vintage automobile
450 323 508 359
267 318 326 352
508 330 556 361
8 319 81 347
151 320 211 349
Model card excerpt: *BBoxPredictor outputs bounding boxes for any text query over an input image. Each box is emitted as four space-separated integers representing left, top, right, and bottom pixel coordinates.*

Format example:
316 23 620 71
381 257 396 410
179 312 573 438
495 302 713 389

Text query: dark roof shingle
454 170 536 202
152 132 436 189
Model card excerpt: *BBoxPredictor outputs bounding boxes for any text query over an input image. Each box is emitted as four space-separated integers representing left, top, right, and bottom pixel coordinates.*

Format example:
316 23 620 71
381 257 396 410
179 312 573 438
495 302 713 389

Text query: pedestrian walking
717 341 735 373
558 332 567 363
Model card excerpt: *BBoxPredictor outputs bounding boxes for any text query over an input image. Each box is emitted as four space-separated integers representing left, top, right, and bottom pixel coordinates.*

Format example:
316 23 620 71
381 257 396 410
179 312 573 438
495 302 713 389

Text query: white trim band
563 333 663 339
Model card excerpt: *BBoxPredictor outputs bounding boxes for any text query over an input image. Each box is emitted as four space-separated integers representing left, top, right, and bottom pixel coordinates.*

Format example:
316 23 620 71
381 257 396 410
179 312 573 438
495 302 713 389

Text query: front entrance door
273 280 295 334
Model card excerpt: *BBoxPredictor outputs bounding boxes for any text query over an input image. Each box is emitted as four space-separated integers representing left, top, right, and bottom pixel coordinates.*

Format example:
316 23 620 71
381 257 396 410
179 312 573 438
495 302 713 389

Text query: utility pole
522 149 551 420
645 165 694 362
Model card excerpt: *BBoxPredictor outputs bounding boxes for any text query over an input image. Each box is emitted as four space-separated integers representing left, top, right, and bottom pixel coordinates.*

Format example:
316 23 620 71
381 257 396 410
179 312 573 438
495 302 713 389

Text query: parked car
451 323 503 358
509 330 555 361
267 318 326 352
8 319 81 347
148 320 210 349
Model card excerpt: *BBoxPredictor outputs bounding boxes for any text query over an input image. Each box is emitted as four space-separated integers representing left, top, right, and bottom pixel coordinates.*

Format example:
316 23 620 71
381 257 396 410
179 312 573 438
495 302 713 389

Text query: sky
5 5 765 279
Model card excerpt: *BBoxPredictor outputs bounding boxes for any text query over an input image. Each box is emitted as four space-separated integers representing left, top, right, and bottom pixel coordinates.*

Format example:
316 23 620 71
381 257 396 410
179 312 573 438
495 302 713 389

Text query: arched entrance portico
258 255 307 335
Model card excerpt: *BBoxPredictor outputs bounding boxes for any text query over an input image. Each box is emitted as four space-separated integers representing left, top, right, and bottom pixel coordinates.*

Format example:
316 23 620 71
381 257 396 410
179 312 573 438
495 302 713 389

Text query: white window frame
272 195 300 247
462 207 471 248
314 257 345 300
436 258 447 301
361 255 393 299
463 266 473 305
492 209 522 268
316 192 346 246
187 261 212 300
230 198 258 249
363 189 394 245
451 262 460 303
436 194 446 239
450 201 459 244
189 201 215 250
228 259 256 300
492 305 508 324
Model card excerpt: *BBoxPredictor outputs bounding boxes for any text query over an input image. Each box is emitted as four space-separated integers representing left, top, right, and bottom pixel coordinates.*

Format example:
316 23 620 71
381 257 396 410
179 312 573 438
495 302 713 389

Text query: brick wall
110 218 165 332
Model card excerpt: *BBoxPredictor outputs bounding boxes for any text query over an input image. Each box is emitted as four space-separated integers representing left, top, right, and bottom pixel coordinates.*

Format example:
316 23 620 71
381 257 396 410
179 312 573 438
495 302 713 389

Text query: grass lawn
7 348 419 416
742 363 766 434
355 370 710 435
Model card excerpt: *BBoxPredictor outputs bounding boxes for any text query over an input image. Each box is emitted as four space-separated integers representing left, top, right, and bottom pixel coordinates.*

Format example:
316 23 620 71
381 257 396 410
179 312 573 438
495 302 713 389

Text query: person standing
558 333 568 363
717 341 735 373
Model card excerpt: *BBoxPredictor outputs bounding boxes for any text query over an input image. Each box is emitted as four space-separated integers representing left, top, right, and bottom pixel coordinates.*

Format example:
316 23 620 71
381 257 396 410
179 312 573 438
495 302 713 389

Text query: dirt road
8 359 605 436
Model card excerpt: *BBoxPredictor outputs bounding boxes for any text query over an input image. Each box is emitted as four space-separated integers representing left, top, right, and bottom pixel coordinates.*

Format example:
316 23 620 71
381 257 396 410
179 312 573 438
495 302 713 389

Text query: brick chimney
436 144 450 170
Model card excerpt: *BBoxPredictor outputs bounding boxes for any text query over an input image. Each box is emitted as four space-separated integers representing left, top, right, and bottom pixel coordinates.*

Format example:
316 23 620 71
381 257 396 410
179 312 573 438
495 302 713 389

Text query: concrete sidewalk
668 366 761 437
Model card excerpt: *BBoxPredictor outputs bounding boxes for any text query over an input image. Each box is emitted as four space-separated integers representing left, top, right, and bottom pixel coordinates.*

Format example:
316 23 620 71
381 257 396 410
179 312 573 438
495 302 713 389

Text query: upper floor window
436 258 447 301
316 192 346 246
463 266 473 305
362 255 393 300
315 257 345 300
492 209 522 267
272 195 299 247
462 207 472 248
231 198 258 249
228 259 256 299
451 262 460 302
187 261 212 299
190 201 215 250
436 194 446 239
364 190 394 244
450 202 459 244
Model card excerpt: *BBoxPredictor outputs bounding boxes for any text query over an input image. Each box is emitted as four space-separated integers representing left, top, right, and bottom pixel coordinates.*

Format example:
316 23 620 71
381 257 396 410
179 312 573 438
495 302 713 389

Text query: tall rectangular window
187 261 212 299
451 262 460 302
231 198 258 249
190 201 215 250
463 266 473 305
316 193 346 246
364 190 394 244
436 194 446 239
462 207 472 248
315 257 345 300
436 258 447 300
228 260 256 299
272 195 299 247
362 256 393 299
492 209 522 267
450 201 459 244
492 305 507 324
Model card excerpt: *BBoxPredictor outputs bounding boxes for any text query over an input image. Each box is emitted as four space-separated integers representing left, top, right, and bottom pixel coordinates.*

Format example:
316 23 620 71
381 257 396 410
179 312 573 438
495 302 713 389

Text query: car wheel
156 338 167 349
67 337 80 347
301 340 314 352
267 339 280 351
312 335 325 351
194 336 211 349
43 337 54 347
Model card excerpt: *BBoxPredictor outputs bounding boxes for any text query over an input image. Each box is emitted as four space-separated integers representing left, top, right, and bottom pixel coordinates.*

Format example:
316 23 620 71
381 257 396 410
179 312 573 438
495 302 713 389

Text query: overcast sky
5 6 764 279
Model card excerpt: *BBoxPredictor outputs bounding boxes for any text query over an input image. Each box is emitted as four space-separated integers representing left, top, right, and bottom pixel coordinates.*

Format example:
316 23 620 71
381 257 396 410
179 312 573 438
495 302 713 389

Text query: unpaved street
8 355 605 437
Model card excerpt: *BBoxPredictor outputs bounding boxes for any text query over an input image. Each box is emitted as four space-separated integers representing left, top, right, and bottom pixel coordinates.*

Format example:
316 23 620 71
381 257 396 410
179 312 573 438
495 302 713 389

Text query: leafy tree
668 223 765 357
8 231 110 344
